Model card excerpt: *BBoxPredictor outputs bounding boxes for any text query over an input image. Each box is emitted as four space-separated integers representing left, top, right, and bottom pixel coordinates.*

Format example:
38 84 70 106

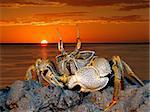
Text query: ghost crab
25 27 144 111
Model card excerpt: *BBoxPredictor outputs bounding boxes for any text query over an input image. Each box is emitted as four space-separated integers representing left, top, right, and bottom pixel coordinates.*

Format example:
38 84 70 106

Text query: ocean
0 43 149 88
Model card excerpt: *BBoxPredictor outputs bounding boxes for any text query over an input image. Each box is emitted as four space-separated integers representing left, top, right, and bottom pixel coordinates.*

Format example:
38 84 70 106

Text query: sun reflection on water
41 46 48 59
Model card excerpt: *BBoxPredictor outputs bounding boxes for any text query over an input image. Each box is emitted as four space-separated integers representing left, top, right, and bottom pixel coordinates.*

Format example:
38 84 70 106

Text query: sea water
0 43 149 88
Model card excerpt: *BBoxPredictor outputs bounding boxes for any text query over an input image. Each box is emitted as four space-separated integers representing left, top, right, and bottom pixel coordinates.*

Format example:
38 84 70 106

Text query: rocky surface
0 80 149 112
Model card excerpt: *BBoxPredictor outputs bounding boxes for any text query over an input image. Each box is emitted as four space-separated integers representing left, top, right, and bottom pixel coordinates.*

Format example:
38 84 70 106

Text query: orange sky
0 0 149 43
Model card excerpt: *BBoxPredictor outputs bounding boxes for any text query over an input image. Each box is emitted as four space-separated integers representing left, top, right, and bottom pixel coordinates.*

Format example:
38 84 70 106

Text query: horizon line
0 42 149 45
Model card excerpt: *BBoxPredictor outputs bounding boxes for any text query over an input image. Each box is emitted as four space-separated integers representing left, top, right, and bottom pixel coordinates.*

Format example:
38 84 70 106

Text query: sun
41 39 48 46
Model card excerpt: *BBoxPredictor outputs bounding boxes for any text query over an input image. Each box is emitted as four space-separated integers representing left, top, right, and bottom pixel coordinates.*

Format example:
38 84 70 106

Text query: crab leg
25 64 43 83
122 61 144 86
104 56 144 111
25 65 36 80
104 56 122 111
35 58 45 83
41 72 64 87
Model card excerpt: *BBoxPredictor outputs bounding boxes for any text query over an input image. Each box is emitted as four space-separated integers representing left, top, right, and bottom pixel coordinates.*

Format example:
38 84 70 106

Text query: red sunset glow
0 0 149 43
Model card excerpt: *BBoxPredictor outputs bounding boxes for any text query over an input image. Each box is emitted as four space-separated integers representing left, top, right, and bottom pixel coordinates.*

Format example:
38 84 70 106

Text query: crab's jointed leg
104 56 122 111
104 56 144 111
122 61 144 86
41 71 64 87
35 58 45 83
25 65 36 80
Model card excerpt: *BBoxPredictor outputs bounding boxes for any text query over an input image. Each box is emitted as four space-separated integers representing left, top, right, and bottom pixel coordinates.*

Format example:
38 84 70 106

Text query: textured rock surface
0 80 150 112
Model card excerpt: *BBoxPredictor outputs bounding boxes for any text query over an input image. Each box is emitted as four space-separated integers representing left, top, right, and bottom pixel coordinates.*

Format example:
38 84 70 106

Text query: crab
25 27 144 111
54 28 144 111
25 56 144 111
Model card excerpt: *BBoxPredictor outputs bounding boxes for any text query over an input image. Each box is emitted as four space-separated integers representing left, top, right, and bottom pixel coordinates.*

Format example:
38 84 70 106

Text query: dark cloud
0 0 57 7
46 0 149 11
0 0 42 5
119 3 149 11
0 0 149 11
45 0 149 7
34 12 88 18
98 15 148 23
29 13 150 24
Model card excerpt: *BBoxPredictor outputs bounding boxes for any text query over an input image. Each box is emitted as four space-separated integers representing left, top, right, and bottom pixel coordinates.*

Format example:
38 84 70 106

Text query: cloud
45 0 149 7
34 12 88 18
98 15 148 23
0 13 148 26
0 0 149 11
0 11 89 26
0 0 64 7
46 0 149 11
119 3 149 11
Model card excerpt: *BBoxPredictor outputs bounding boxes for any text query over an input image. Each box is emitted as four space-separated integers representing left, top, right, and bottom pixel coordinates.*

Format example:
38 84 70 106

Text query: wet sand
0 43 149 88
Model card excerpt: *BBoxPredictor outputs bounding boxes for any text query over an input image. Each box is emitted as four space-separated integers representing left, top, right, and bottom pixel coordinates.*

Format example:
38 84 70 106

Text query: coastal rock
0 80 149 112
0 87 10 111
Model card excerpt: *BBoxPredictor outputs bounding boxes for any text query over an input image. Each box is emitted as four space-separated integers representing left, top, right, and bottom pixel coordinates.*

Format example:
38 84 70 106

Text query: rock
0 87 10 112
37 85 82 112
0 80 150 112
5 80 42 112
0 80 83 112
6 81 25 107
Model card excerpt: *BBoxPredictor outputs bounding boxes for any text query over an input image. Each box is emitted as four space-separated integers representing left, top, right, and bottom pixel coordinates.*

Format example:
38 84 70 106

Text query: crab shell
56 51 95 75
68 58 112 92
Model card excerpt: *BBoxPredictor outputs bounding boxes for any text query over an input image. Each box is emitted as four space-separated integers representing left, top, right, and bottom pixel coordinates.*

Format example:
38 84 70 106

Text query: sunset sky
0 0 149 43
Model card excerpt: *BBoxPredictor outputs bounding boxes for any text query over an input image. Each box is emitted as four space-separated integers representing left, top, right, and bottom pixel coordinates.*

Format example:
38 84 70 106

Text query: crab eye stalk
71 25 81 56
76 25 81 50
57 28 66 55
